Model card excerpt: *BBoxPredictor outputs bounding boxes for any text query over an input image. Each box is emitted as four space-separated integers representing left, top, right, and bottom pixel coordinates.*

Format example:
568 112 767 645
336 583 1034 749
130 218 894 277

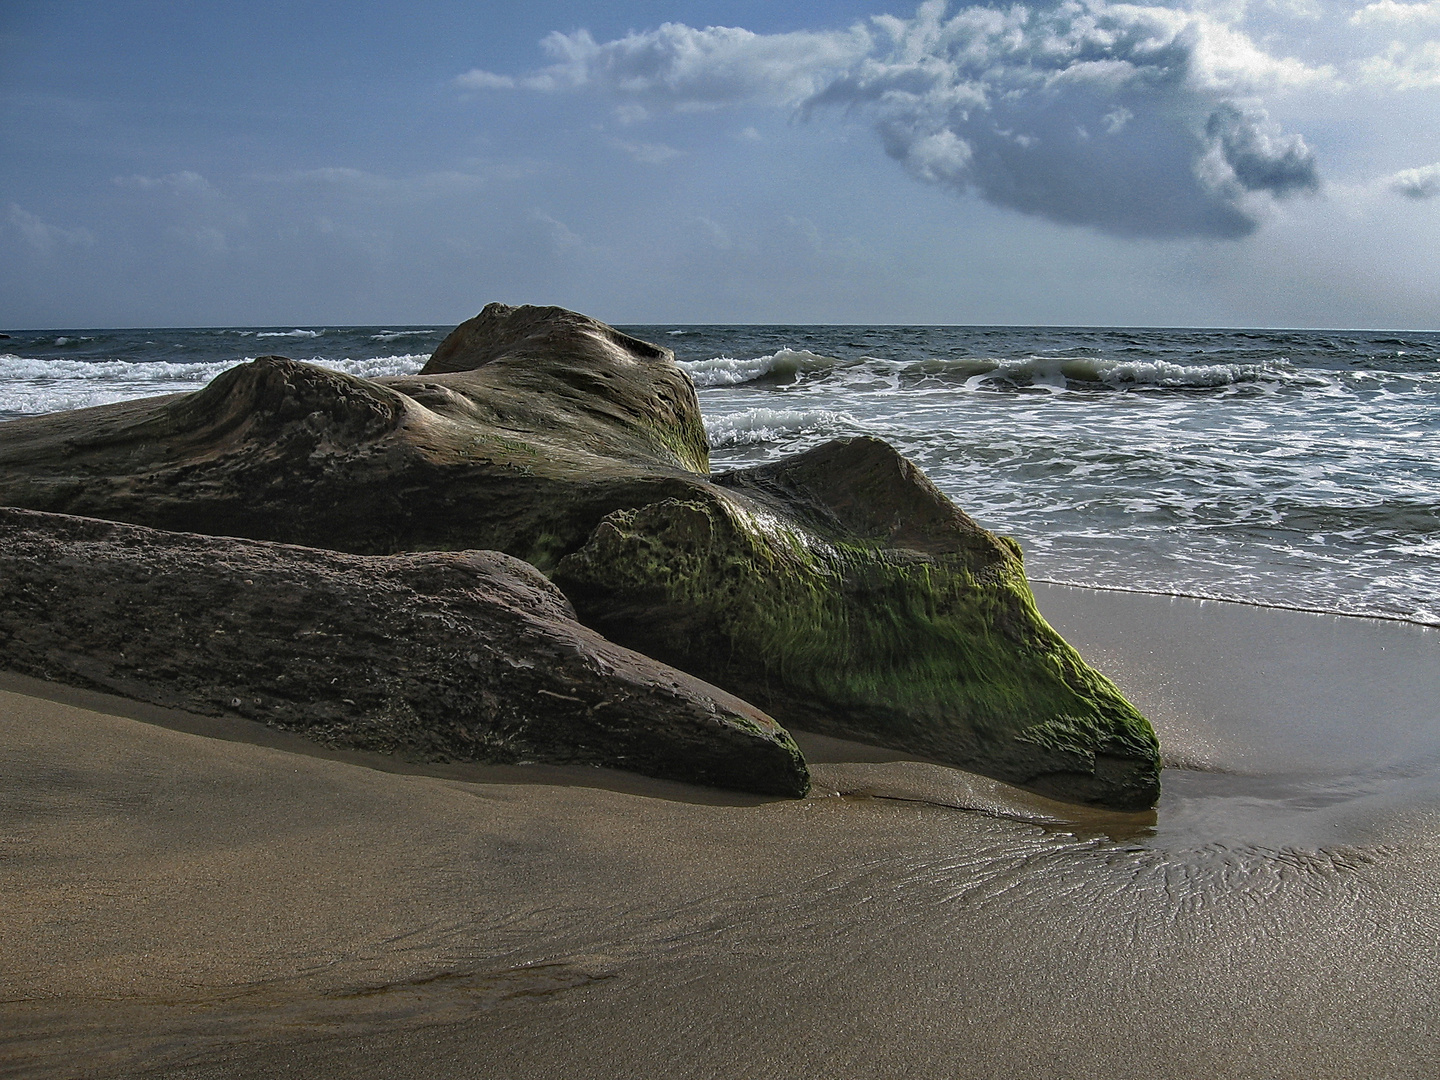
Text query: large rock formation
0 303 1161 808
0 304 708 566
0 507 809 796
554 438 1159 810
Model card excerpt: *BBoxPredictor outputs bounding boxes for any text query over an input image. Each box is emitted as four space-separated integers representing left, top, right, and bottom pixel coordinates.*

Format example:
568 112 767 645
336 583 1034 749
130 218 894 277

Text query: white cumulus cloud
1355 40 1440 89
497 21 874 106
1388 162 1440 198
1350 0 1440 26
469 0 1330 239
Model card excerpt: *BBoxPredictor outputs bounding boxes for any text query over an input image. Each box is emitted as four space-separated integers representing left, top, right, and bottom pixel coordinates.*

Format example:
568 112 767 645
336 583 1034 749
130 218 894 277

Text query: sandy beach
4 583 1439 1079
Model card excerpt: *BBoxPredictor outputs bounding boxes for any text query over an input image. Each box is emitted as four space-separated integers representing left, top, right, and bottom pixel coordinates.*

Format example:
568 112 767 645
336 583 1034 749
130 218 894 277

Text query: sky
1 0 1438 329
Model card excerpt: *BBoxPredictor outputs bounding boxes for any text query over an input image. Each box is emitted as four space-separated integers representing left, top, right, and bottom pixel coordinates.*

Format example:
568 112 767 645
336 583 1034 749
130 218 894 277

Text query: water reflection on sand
3 586 1439 1079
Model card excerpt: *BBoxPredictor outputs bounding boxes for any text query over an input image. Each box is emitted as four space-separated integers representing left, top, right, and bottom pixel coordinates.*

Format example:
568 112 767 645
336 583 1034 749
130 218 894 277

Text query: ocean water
1 323 1436 626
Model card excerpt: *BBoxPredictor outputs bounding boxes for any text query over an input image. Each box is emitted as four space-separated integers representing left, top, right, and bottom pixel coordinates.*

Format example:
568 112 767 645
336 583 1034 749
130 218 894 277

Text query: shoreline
3 581 1438 1078
1031 575 1440 629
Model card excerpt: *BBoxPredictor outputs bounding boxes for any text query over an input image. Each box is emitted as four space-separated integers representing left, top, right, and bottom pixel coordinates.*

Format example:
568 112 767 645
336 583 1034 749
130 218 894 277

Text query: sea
2 323 1436 627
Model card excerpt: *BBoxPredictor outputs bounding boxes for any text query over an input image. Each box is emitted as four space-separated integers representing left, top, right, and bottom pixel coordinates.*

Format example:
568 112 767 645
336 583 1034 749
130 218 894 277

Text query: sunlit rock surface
0 303 1159 807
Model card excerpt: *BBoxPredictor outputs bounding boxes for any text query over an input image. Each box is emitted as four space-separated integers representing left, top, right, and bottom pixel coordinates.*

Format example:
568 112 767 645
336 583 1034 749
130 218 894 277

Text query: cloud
609 138 683 165
1200 103 1319 197
1354 40 1440 89
1388 162 1440 198
531 209 584 250
475 0 1329 239
1350 0 1440 26
455 69 517 90
502 22 873 106
254 166 497 198
113 170 215 195
1349 0 1440 88
7 203 96 252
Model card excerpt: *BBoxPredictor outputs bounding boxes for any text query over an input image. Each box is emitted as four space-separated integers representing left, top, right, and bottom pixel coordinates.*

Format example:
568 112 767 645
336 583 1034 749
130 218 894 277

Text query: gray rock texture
0 507 810 796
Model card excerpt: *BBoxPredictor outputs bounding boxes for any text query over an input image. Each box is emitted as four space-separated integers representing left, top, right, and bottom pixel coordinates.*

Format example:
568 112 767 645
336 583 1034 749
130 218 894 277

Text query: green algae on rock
554 438 1161 811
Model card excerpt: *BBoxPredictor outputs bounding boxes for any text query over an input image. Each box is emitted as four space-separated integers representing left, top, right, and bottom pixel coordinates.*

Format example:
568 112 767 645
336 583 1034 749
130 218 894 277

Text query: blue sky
2 0 1438 328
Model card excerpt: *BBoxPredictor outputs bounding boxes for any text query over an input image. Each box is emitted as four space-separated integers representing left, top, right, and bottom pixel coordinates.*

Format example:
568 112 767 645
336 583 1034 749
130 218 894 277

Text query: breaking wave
682 349 1332 393
705 407 859 448
679 349 836 387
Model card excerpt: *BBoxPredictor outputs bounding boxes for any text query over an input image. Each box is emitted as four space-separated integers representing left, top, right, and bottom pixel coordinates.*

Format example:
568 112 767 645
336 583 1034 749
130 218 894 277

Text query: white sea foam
5 323 1438 626
235 353 430 379
306 353 429 378
705 407 857 447
963 355 1327 391
0 352 430 415
255 329 324 339
0 354 223 384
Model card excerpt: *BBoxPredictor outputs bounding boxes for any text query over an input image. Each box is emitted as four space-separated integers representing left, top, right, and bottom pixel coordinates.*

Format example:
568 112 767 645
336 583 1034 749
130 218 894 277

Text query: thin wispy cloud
113 171 215 195
254 167 495 197
460 0 1334 239
7 204 96 253
608 138 684 165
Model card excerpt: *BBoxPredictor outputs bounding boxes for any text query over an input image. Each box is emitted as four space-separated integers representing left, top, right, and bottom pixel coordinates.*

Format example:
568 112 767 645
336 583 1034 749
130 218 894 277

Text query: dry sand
3 584 1439 1079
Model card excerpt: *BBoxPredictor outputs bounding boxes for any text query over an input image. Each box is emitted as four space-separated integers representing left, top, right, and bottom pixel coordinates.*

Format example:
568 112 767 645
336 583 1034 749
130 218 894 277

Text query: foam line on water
0 352 430 415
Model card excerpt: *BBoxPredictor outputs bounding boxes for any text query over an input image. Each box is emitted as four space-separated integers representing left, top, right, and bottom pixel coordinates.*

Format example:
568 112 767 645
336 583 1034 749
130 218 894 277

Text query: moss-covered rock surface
555 439 1160 811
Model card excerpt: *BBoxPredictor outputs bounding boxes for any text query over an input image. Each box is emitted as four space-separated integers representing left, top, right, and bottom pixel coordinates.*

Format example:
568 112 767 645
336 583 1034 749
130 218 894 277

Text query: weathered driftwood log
0 507 810 796
0 303 1160 809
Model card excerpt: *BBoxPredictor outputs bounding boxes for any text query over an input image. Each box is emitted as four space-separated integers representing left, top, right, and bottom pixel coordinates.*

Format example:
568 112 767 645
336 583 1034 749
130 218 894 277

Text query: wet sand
3 585 1439 1079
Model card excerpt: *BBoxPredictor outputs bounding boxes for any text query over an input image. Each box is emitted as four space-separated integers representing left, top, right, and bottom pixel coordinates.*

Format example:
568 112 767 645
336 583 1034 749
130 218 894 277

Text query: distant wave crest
0 352 429 415
370 330 435 342
943 355 1328 392
681 348 1330 393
